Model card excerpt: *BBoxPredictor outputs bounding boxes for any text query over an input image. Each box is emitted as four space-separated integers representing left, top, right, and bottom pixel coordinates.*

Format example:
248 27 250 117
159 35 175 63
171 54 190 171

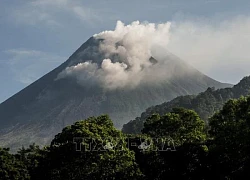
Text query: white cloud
58 16 250 88
5 49 42 56
57 20 175 90
167 15 250 83
5 49 66 84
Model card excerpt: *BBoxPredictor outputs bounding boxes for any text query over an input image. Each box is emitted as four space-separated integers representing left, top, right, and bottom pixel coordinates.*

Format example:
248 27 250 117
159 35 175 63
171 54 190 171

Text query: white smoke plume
57 21 173 90
58 16 250 88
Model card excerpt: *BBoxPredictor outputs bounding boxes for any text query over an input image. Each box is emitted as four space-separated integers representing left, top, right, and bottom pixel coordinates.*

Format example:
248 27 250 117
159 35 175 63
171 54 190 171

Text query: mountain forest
1 76 250 180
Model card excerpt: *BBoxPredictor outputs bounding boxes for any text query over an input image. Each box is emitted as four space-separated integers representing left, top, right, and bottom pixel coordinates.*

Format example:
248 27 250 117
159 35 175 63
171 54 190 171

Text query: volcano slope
0 34 231 150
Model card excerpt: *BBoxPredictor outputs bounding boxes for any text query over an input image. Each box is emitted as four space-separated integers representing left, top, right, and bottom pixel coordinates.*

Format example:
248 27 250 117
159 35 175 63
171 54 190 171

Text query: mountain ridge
122 76 250 134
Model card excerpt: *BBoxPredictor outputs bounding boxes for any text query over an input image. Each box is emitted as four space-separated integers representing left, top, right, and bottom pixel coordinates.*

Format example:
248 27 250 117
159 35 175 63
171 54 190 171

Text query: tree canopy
1 95 250 179
37 115 142 180
122 76 250 134
209 96 250 179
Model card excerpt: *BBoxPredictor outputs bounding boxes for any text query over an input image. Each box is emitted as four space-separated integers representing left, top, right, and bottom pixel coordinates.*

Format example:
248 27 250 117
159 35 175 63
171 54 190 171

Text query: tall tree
138 108 208 179
36 115 142 180
209 96 250 179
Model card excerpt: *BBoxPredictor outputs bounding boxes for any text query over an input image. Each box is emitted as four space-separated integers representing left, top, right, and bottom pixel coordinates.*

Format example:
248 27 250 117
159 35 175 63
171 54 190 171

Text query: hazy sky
1 0 250 103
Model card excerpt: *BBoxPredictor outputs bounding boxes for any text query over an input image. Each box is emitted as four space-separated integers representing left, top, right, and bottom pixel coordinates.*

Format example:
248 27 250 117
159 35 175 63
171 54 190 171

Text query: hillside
122 76 250 134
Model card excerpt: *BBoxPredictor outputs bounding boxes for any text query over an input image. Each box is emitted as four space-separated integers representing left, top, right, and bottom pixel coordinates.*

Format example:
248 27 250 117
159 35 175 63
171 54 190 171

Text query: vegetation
208 97 250 179
122 76 250 134
1 77 250 179
0 147 30 180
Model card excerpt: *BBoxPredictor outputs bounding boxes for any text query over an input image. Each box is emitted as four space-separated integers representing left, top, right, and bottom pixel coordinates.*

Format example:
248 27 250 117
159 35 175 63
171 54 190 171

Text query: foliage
36 115 142 180
208 96 250 179
122 76 250 134
142 108 206 145
2 91 250 179
0 147 30 180
138 108 208 179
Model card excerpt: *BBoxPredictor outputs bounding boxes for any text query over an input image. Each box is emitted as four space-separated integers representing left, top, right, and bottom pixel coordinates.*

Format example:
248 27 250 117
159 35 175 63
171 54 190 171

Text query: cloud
5 49 43 56
57 20 175 90
58 16 250 87
166 15 250 83
11 0 100 28
5 49 66 85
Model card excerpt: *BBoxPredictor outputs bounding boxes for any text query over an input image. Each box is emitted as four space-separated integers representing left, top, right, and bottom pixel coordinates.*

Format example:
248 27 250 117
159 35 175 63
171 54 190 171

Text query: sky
1 0 250 103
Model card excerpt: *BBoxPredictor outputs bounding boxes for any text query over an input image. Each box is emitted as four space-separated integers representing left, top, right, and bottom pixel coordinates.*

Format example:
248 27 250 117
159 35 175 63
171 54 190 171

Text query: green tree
209 96 250 179
0 147 30 180
139 108 208 179
38 115 142 180
142 108 207 145
16 144 49 180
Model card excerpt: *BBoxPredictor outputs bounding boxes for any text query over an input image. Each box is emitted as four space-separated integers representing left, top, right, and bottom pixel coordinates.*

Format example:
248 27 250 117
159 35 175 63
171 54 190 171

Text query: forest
1 93 250 179
123 76 250 134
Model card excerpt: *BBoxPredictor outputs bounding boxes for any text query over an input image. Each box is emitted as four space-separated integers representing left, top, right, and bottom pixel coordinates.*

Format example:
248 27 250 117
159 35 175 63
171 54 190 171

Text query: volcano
0 36 231 150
